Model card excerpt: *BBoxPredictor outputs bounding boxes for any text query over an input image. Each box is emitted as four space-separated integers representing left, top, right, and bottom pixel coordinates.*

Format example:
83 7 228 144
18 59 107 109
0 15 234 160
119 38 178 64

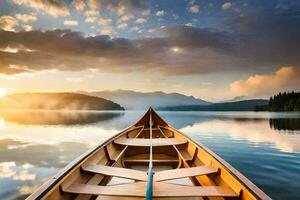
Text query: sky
0 0 299 102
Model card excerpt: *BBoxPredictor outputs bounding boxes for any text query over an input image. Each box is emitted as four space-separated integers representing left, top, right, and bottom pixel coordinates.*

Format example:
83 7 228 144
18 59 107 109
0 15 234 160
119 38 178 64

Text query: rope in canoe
145 108 154 200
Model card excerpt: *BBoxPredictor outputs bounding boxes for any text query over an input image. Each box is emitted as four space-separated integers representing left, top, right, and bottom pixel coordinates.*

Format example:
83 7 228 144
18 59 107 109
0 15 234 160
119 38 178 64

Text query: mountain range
80 90 211 110
158 99 269 111
219 96 250 103
0 93 124 111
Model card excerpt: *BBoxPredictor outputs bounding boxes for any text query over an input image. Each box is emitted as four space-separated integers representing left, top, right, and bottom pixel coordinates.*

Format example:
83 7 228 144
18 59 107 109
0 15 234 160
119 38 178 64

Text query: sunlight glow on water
0 111 299 200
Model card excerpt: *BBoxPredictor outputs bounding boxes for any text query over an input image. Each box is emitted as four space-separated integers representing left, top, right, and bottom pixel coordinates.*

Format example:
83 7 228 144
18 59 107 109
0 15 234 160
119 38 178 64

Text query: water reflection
0 111 299 200
180 119 300 153
270 118 300 131
0 139 88 199
161 111 300 132
0 139 89 168
0 111 130 200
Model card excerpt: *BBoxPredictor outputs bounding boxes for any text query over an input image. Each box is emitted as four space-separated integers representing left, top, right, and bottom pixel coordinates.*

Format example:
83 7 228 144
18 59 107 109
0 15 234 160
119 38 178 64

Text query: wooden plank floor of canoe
96 196 199 200
64 182 238 197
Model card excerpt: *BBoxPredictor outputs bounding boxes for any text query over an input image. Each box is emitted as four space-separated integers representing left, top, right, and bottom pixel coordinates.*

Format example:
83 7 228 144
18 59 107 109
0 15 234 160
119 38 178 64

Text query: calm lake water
0 110 300 200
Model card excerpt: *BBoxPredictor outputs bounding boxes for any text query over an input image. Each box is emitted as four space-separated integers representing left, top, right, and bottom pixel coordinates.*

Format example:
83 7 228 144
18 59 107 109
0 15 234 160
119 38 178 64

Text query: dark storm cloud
0 5 299 75
86 0 149 12
101 0 149 10
224 9 300 65
0 28 236 74
162 26 235 50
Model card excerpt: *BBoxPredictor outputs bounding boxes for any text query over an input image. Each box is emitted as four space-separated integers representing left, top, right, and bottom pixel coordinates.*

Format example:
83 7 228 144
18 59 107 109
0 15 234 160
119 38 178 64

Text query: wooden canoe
27 108 271 200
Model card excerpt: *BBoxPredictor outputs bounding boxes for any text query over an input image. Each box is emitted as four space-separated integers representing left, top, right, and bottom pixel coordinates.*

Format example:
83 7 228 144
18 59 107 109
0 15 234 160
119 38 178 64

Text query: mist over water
0 111 299 200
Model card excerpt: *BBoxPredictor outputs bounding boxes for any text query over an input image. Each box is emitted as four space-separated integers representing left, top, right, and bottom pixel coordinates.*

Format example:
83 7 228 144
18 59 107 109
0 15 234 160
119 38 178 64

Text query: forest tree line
255 92 300 112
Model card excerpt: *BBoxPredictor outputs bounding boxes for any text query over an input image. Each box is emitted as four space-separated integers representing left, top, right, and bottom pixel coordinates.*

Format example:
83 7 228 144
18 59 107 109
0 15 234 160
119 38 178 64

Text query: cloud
222 2 232 10
0 162 16 178
0 5 300 76
147 28 156 33
64 20 78 26
22 24 32 31
156 10 165 16
135 18 147 24
185 22 193 26
130 26 139 32
15 13 37 23
87 0 149 13
117 22 128 29
100 26 113 35
116 5 126 16
0 16 18 31
98 18 112 26
87 0 98 10
19 185 39 195
119 14 134 22
73 0 85 11
11 0 70 16
0 25 290 76
223 9 300 65
230 66 300 97
84 10 99 23
142 10 150 16
85 17 97 23
189 5 200 13
84 10 100 17
13 170 36 181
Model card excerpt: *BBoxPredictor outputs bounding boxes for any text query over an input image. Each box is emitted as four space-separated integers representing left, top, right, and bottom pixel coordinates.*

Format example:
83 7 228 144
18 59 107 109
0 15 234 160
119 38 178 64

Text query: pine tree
295 98 300 111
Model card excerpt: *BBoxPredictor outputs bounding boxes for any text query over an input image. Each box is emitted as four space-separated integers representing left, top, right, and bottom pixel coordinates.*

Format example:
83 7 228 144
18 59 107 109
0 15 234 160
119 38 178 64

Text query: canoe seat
63 182 238 197
124 159 178 164
154 166 218 181
83 165 218 182
82 165 148 181
114 138 187 147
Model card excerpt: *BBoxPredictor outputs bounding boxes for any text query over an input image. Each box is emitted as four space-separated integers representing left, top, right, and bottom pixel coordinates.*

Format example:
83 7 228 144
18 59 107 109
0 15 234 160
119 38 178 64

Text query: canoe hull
27 108 271 200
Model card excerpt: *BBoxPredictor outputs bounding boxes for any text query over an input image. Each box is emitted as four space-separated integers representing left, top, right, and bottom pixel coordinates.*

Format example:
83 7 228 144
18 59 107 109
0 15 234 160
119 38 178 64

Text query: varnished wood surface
64 182 238 197
114 138 187 147
96 196 198 200
154 166 218 181
83 165 148 181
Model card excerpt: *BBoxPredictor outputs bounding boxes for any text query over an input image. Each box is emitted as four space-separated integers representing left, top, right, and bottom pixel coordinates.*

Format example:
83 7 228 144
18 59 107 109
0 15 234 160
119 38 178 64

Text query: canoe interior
26 108 271 200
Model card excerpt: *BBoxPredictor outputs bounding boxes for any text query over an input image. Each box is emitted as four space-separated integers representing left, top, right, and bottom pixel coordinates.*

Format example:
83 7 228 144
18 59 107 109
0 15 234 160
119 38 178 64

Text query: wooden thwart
63 182 238 197
154 166 218 181
83 165 217 182
83 165 148 181
124 159 178 163
114 138 187 147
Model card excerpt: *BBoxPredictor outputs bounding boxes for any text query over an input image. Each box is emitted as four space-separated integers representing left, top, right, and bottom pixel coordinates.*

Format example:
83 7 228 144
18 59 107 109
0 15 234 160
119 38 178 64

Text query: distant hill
219 96 250 103
0 93 124 110
158 99 268 111
80 90 211 110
